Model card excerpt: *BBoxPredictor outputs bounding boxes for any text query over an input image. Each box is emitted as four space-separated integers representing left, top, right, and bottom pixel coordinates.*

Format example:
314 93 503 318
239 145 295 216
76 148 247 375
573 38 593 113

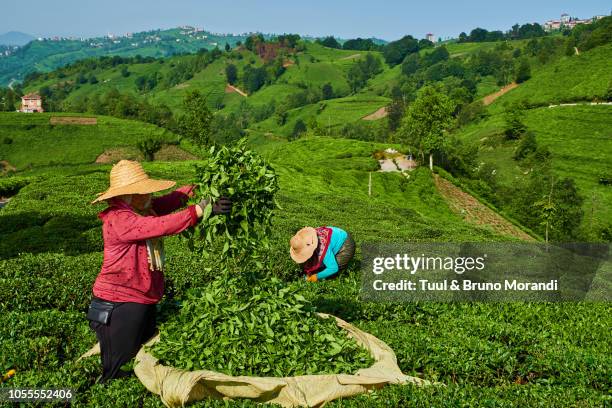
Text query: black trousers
89 299 157 383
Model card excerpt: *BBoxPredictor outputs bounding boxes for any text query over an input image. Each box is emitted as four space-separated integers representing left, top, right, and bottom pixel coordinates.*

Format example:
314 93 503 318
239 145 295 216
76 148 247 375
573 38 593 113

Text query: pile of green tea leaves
149 278 374 377
185 139 279 261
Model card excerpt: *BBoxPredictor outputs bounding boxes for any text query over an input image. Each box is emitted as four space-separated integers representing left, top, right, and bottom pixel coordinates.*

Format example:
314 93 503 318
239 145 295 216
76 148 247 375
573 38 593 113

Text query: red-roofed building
19 93 44 113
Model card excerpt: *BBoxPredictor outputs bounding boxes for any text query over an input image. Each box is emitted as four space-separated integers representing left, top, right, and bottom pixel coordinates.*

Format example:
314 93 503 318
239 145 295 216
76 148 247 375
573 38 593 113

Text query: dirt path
95 146 197 164
340 53 361 60
434 175 534 241
363 106 388 120
50 117 97 125
225 84 247 97
548 101 612 108
482 82 518 106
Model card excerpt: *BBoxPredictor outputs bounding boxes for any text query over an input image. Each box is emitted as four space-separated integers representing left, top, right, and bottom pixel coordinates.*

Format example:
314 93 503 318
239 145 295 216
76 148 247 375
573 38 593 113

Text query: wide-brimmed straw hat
91 160 176 204
289 227 318 263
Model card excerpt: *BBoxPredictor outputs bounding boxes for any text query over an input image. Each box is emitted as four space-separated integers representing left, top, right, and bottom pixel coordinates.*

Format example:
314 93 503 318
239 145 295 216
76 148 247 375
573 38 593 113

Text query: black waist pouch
86 298 116 325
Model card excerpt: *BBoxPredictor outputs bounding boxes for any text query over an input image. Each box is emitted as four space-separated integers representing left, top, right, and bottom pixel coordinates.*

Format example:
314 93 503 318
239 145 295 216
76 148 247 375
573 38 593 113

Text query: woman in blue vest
289 226 356 281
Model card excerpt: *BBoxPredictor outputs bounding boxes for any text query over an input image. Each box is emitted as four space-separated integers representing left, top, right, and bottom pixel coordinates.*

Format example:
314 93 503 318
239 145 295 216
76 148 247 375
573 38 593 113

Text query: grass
254 95 390 137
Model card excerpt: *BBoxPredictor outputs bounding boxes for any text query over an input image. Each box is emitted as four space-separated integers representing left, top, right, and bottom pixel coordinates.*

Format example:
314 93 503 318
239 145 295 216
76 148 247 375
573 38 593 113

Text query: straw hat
91 160 176 204
289 227 318 263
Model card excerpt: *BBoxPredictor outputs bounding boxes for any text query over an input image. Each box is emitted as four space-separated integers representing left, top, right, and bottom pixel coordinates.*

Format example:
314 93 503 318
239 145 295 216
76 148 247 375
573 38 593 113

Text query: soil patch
50 117 97 125
340 53 361 60
363 107 388 120
175 83 190 89
282 60 295 68
482 82 518 106
434 174 534 241
95 145 197 164
225 84 248 97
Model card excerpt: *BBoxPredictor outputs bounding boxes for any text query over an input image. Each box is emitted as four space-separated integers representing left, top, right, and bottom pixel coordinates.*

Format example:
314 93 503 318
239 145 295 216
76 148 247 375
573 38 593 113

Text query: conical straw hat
91 160 176 204
289 227 318 263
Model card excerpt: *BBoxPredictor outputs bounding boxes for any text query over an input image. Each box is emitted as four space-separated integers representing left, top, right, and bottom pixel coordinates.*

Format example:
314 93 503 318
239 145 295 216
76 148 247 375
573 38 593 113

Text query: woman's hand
196 197 233 218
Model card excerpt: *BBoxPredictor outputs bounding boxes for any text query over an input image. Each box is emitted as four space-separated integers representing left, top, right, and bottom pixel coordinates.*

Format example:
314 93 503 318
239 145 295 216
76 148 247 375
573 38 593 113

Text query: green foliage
457 100 487 127
225 63 238 85
180 90 212 147
317 36 341 49
503 104 527 140
348 54 383 93
513 131 537 160
398 86 454 160
150 278 374 376
242 64 268 94
322 82 334 100
0 175 35 196
186 139 279 262
342 38 381 51
383 35 419 66
136 137 163 161
515 58 531 83
291 118 307 140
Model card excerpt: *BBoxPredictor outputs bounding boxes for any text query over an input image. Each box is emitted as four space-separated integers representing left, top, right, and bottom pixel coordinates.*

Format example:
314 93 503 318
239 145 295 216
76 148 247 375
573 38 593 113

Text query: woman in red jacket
88 160 231 383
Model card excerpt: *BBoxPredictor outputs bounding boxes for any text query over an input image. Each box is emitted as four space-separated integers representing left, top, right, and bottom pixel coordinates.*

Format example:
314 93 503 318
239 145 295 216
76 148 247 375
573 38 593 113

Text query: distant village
1 12 609 59
543 13 607 31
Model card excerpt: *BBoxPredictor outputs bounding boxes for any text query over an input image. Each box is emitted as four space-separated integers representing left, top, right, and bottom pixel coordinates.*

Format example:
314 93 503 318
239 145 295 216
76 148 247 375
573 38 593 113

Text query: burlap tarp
80 313 430 406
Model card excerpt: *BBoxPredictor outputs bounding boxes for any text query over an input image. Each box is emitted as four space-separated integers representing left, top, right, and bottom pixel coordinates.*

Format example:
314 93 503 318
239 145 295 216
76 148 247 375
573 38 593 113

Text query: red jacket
92 185 198 304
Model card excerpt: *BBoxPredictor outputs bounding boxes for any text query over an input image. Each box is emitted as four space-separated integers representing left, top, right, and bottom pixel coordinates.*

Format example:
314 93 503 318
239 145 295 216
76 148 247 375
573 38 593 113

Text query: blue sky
2 0 610 41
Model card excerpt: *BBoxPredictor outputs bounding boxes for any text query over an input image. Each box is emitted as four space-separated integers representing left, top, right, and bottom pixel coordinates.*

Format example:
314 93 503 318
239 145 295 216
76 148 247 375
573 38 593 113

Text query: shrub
2 137 12 145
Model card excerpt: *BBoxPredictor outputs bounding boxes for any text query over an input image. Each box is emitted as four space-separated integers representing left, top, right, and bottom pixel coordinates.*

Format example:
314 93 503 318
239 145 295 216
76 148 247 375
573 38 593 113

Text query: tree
504 104 527 139
383 35 419 66
120 66 130 77
469 28 489 42
401 53 420 76
242 65 267 94
398 86 454 169
291 119 307 140
515 58 531 83
225 42 231 52
535 178 557 244
321 83 334 100
225 64 238 85
387 97 405 132
245 34 264 51
180 90 213 148
513 131 537 160
317 36 341 49
275 104 288 125
137 137 163 161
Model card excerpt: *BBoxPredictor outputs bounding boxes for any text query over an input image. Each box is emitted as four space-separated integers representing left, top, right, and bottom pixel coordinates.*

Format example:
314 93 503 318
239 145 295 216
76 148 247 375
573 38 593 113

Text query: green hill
455 104 612 237
0 112 186 170
0 27 255 86
488 44 612 110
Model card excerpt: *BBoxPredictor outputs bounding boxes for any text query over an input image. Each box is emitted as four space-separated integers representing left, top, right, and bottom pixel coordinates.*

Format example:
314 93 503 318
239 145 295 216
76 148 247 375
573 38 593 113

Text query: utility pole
368 172 372 197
